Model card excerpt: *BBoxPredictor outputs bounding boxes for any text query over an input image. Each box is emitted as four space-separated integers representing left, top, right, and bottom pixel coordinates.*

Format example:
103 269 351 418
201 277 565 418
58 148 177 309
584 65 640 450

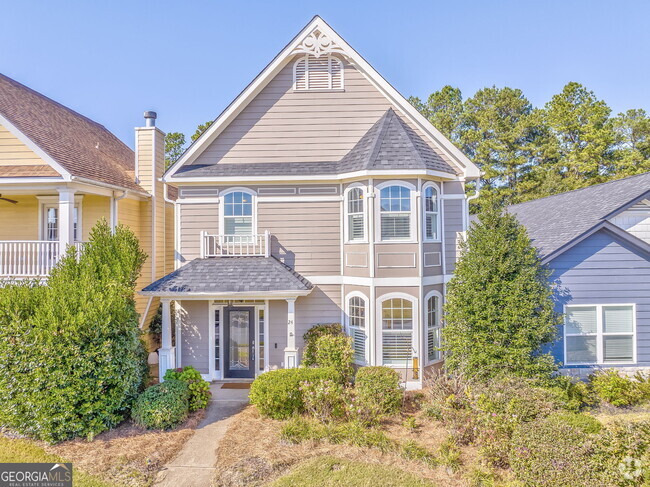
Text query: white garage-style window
377 182 415 242
345 185 365 242
564 304 636 365
426 292 442 363
293 54 344 91
423 184 440 241
221 189 256 241
346 293 367 364
380 295 415 366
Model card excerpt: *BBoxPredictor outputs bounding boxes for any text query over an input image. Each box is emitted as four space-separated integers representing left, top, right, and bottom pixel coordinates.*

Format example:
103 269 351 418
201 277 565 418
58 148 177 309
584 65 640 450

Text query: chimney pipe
144 111 157 127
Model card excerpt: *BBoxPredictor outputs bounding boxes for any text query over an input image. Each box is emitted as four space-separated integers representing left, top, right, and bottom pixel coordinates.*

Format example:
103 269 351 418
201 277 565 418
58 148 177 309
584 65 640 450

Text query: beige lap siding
179 300 210 374
190 56 454 167
258 200 341 275
443 198 464 273
0 124 44 165
268 300 288 367
0 195 38 239
178 202 219 263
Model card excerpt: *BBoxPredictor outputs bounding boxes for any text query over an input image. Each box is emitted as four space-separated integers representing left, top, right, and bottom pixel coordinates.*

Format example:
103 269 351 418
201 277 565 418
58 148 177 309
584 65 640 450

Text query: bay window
347 294 367 364
426 294 442 363
565 304 635 365
346 186 365 242
423 185 440 241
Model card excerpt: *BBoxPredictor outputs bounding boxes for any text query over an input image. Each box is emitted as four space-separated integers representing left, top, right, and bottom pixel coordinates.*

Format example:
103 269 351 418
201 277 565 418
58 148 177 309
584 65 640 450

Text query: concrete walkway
154 383 250 487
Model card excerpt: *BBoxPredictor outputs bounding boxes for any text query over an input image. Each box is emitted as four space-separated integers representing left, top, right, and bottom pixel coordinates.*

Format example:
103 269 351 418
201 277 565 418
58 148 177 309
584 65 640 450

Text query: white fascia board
164 16 479 181
138 289 313 299
167 169 460 185
0 113 71 180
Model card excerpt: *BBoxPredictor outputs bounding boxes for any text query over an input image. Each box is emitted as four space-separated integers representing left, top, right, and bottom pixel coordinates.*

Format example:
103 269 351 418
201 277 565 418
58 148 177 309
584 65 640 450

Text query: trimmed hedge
302 324 344 367
132 379 190 430
250 368 340 419
164 366 211 411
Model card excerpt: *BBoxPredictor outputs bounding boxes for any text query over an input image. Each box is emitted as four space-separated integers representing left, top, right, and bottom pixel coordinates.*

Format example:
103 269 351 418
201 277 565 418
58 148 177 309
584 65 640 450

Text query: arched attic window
294 54 343 91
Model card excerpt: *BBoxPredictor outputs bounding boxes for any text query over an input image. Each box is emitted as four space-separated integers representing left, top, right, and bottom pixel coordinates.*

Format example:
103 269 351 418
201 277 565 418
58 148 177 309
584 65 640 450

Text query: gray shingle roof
142 256 313 295
507 172 650 258
174 108 458 178
0 73 143 192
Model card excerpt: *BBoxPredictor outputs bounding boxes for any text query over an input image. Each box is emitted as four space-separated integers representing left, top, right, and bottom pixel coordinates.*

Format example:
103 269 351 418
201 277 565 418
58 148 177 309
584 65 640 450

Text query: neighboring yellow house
0 73 173 328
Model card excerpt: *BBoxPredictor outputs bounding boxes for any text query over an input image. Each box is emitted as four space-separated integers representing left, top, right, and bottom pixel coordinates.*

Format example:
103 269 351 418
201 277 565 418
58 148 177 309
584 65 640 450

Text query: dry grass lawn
213 402 482 487
44 410 204 487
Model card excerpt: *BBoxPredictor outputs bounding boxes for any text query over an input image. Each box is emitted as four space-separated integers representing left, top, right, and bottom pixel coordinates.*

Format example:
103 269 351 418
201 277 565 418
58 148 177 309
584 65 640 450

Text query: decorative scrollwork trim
291 29 345 58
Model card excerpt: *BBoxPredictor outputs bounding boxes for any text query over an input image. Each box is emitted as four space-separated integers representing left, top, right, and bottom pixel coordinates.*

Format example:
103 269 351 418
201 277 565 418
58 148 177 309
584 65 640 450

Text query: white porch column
159 298 176 379
58 189 75 255
284 298 298 368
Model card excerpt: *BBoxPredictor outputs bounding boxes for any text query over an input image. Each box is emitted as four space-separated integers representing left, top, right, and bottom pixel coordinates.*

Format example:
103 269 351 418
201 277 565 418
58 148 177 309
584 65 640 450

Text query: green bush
551 412 602 434
164 366 211 411
300 379 349 423
132 379 190 430
250 368 339 419
545 375 594 411
302 323 345 367
591 421 650 486
590 369 646 407
312 334 355 382
0 220 148 443
510 414 597 487
354 366 402 417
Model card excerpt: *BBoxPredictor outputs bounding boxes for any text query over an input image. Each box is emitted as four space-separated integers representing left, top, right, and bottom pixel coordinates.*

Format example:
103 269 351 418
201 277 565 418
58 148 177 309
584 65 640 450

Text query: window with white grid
423 185 440 241
380 185 411 241
223 190 254 238
381 297 413 366
347 295 366 364
346 187 365 242
426 294 442 363
565 304 635 365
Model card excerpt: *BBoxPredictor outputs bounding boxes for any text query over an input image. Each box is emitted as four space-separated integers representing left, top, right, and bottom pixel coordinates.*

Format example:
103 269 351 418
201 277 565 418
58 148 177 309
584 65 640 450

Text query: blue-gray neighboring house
509 172 650 377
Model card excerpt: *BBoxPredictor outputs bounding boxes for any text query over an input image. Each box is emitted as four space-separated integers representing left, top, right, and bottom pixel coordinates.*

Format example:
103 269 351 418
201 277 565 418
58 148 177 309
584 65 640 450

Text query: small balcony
200 231 270 258
0 240 85 278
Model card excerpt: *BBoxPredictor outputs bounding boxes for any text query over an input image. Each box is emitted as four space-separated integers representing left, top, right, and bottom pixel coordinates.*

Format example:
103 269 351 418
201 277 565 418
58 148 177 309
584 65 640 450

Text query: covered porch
141 256 314 380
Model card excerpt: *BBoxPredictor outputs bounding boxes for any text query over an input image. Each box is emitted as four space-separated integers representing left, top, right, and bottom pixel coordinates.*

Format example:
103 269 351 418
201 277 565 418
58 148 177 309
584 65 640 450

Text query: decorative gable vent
294 54 343 91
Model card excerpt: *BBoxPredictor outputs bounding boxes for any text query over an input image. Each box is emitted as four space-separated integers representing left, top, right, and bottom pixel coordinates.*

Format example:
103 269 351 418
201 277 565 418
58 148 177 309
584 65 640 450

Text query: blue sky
1 0 649 147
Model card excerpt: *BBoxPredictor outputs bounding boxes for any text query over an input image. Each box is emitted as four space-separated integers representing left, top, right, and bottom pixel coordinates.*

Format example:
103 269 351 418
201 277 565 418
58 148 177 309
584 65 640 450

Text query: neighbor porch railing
200 231 270 258
0 240 86 278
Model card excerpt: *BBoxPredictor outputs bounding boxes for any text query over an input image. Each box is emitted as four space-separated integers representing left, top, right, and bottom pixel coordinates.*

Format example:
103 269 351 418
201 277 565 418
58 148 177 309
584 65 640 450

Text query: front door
224 307 255 379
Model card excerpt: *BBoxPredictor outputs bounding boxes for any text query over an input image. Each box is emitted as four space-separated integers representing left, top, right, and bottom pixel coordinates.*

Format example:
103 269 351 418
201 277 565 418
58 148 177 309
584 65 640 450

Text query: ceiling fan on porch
0 195 18 204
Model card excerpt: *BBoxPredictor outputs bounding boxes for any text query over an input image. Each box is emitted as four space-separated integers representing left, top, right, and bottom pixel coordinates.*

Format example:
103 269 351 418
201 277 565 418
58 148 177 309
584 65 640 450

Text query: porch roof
141 256 313 297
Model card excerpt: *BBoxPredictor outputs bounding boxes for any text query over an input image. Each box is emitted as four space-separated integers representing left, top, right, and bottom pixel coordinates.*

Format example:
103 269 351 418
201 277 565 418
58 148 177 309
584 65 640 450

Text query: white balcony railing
0 240 86 278
0 240 60 277
201 231 270 258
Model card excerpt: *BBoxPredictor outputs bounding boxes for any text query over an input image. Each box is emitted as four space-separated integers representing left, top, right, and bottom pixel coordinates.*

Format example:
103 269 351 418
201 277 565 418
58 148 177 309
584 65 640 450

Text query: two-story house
0 73 173 327
143 17 480 387
509 172 650 377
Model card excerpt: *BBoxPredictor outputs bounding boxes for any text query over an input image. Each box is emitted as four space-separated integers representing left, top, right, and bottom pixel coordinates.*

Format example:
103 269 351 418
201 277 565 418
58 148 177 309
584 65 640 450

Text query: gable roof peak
290 18 346 58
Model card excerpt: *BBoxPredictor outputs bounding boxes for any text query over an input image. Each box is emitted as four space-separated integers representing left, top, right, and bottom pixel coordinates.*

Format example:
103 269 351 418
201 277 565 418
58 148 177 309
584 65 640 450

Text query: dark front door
224 307 255 379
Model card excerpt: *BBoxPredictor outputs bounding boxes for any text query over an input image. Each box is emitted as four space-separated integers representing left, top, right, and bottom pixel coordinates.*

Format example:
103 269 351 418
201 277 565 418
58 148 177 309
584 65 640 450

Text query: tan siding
268 300 288 367
80 195 110 240
374 243 420 278
165 203 175 274
259 200 341 276
191 56 454 167
179 202 219 262
0 124 45 166
443 199 464 273
295 285 342 351
0 195 39 239
179 300 210 374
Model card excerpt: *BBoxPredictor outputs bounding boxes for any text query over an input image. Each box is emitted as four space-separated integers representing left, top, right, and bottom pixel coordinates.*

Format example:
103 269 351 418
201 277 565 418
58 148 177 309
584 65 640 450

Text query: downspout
110 190 127 233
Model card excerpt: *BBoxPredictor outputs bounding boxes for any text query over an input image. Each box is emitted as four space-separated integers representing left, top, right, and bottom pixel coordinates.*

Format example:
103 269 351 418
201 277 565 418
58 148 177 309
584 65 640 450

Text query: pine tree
442 204 560 379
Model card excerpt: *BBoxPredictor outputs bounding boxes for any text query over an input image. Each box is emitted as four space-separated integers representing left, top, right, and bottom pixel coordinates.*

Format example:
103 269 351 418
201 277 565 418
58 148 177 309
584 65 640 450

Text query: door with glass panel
224 307 255 378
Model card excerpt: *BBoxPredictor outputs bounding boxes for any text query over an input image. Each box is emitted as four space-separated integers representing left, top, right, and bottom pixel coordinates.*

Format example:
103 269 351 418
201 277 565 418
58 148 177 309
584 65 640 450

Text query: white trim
344 291 369 365
306 274 453 286
422 181 441 243
37 195 83 242
139 290 313 299
441 193 466 200
0 113 71 180
375 180 417 243
343 183 368 243
164 16 478 180
424 290 444 365
258 195 341 203
563 303 637 366
219 187 258 237
168 169 460 184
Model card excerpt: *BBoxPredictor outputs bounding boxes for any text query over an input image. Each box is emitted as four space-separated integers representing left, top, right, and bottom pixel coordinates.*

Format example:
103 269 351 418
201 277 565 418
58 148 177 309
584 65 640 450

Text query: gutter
70 176 150 198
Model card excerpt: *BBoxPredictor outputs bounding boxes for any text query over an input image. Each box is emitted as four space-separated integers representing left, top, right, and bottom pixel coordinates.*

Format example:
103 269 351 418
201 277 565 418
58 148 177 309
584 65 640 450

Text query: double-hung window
426 294 442 363
423 185 440 241
379 185 411 241
347 295 367 364
565 304 635 364
381 297 413 366
223 191 254 241
346 187 365 242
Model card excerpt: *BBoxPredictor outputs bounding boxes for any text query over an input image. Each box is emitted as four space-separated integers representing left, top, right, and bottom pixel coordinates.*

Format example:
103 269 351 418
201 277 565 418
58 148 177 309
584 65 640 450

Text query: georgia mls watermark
0 463 72 487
